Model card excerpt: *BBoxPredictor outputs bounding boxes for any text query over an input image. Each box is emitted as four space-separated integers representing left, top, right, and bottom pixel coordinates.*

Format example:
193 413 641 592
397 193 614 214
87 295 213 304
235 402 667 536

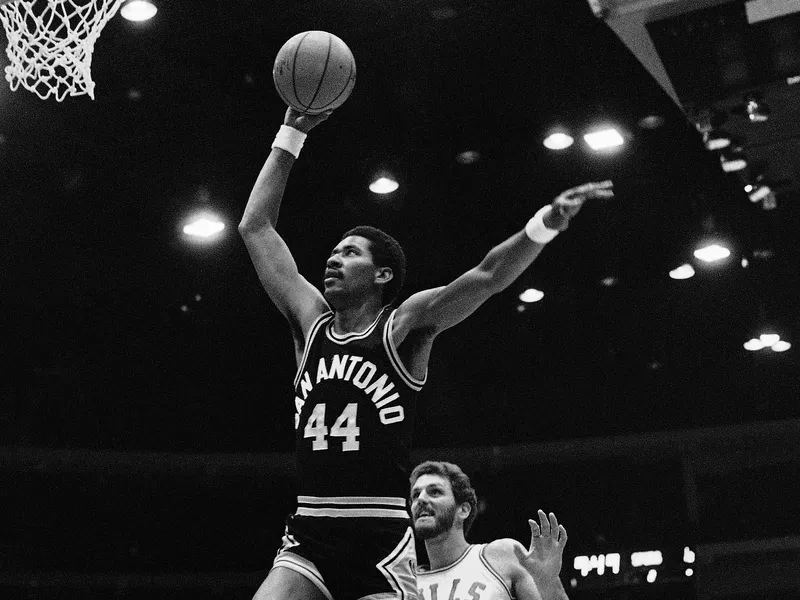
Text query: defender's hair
410 460 478 535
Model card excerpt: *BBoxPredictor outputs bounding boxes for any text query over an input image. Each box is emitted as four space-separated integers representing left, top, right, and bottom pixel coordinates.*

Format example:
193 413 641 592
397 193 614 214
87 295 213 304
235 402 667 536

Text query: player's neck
332 299 385 334
424 531 470 571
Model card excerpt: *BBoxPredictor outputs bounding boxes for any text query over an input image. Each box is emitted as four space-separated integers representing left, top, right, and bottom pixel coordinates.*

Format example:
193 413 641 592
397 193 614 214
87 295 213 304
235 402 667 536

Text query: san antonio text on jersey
293 306 426 500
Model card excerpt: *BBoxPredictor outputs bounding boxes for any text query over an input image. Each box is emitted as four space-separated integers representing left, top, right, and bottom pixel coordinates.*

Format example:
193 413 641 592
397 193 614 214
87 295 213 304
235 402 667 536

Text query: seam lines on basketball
292 31 314 111
305 32 332 112
316 54 355 112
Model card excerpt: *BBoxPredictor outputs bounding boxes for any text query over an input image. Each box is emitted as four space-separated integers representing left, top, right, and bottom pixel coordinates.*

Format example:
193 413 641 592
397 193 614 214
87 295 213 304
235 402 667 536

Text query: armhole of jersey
383 308 427 391
478 545 514 600
293 311 333 388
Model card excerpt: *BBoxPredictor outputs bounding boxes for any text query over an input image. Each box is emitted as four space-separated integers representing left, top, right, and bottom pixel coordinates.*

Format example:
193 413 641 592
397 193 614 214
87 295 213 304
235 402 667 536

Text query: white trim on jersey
297 495 410 519
479 545 514 599
325 306 388 344
297 507 410 519
298 495 407 506
271 553 333 600
294 311 334 389
376 526 418 600
383 309 427 391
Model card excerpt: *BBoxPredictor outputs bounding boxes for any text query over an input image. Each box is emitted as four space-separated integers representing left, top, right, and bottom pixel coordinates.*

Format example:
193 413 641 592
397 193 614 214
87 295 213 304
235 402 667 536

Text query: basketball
272 31 356 115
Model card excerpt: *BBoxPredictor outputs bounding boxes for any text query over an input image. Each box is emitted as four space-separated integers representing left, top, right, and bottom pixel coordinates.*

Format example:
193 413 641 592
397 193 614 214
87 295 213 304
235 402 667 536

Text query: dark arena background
2 0 800 598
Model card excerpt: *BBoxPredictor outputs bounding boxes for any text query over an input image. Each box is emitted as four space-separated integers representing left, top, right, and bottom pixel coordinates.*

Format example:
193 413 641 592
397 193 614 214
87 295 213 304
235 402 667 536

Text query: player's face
410 474 459 540
323 235 380 300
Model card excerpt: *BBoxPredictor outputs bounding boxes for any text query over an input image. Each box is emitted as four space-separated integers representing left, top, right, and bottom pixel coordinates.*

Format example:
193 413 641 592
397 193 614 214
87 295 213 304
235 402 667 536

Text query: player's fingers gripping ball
273 31 356 115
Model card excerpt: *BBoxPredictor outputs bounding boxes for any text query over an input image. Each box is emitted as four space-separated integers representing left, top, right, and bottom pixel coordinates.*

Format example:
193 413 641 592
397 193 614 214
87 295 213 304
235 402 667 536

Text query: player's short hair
342 225 406 305
409 460 478 535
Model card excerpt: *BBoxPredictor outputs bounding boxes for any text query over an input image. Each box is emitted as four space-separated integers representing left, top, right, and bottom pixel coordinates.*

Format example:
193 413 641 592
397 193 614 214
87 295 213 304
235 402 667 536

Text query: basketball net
0 0 124 101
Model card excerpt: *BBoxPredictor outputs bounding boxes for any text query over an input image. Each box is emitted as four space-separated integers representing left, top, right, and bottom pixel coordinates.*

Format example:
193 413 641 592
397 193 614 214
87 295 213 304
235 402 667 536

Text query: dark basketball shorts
271 495 418 600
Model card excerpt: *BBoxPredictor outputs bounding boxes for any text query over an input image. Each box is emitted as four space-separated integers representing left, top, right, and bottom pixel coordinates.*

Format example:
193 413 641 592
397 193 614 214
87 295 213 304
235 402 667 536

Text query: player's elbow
238 215 270 238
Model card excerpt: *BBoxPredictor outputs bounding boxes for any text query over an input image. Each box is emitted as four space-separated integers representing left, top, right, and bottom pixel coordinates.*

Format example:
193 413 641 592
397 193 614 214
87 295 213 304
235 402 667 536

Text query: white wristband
272 125 307 158
525 205 560 244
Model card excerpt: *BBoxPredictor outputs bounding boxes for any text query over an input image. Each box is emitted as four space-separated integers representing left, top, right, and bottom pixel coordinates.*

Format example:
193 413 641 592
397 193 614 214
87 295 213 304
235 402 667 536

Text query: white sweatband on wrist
271 125 307 158
525 205 560 244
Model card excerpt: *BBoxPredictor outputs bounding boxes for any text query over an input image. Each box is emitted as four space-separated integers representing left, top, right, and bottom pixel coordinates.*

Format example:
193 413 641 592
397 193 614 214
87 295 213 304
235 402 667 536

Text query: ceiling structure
1 0 798 453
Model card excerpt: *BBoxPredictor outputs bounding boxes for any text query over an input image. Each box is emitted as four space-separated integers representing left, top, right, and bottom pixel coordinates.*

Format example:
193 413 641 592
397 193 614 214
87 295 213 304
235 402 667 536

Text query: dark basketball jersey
292 306 425 499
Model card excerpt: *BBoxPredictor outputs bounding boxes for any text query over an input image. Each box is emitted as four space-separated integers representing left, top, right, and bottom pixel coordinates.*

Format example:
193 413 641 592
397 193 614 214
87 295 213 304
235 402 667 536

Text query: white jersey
417 544 513 600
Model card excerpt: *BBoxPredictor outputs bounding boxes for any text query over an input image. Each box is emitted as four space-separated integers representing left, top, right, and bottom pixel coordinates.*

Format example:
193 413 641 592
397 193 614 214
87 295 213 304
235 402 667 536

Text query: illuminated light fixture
519 288 544 303
600 276 618 287
543 132 574 150
686 568 694 577
745 94 771 122
703 129 732 151
772 340 791 352
748 184 772 202
455 150 481 164
638 114 665 129
741 258 749 268
683 547 695 564
759 333 780 346
183 216 225 238
121 0 157 21
694 243 730 262
720 149 747 172
744 338 765 351
631 551 663 567
369 176 399 194
646 569 657 583
584 128 624 150
669 264 695 280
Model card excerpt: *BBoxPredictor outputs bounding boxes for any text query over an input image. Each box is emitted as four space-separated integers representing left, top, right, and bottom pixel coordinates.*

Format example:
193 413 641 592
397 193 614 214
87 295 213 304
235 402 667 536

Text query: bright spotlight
584 128 624 150
183 216 225 238
694 244 730 262
519 288 544 303
121 0 157 21
369 177 399 194
759 333 780 347
744 338 765 351
771 340 791 352
646 569 657 583
669 264 695 280
543 132 574 150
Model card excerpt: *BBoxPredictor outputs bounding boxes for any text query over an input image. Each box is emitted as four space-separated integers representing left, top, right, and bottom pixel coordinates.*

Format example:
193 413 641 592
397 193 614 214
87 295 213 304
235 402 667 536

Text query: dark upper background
1 0 799 454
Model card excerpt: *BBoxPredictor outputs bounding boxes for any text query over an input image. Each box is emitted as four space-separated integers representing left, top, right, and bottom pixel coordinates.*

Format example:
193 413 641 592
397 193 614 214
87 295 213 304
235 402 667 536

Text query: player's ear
457 502 472 523
375 267 394 285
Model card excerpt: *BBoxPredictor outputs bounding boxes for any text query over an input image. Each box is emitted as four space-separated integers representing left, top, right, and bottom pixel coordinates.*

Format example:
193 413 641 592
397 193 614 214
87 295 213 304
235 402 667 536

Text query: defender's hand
283 107 333 133
544 180 614 231
513 510 568 584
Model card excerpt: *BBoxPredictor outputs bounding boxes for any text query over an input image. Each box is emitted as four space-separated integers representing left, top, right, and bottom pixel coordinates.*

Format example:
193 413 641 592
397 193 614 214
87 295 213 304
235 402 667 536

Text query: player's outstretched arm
512 510 570 600
392 181 613 339
239 108 333 356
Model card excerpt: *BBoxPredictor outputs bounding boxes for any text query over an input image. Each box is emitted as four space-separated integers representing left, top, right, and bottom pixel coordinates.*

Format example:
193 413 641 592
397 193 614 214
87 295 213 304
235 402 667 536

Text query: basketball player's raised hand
513 510 567 584
543 180 614 231
283 107 333 134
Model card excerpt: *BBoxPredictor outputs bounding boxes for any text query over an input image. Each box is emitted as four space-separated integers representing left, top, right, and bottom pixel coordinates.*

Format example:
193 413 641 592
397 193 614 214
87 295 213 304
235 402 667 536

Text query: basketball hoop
0 0 124 101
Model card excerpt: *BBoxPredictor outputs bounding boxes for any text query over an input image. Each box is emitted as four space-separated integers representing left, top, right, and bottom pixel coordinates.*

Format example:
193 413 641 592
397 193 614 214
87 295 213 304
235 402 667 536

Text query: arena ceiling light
369 176 399 194
693 243 730 262
703 129 731 151
183 214 225 240
719 149 747 172
120 0 157 21
543 132 574 150
519 288 544 303
745 95 771 122
583 128 624 151
669 264 695 280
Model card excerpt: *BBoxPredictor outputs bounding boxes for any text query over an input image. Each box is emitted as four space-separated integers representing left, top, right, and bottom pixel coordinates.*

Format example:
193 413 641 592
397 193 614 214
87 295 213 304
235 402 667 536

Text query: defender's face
323 235 379 298
410 474 459 540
